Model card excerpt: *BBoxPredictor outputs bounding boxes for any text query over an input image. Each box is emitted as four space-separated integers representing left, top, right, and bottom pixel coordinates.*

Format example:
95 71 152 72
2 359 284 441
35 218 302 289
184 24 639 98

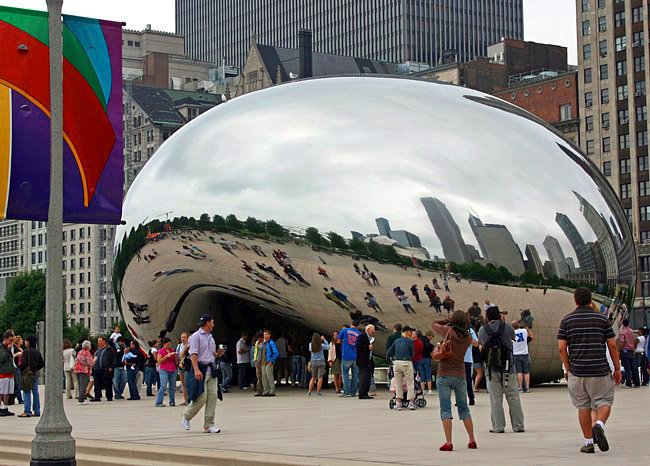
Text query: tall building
543 235 570 279
420 197 472 264
468 214 525 274
375 218 392 237
555 212 597 271
176 0 524 69
389 230 423 249
525 244 545 277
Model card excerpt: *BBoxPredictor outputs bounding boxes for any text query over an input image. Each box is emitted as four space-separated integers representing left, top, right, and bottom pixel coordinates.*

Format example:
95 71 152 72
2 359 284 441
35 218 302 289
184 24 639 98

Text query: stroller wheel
416 398 427 408
389 399 395 409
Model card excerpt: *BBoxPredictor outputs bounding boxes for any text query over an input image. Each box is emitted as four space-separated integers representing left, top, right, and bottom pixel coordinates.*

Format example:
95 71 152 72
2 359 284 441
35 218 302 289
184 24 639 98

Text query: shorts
514 354 531 374
310 360 326 378
472 362 483 370
0 377 15 395
331 359 342 375
567 374 615 410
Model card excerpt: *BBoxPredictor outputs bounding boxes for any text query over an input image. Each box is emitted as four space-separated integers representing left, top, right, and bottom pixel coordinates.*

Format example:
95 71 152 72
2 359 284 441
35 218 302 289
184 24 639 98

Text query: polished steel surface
115 76 636 383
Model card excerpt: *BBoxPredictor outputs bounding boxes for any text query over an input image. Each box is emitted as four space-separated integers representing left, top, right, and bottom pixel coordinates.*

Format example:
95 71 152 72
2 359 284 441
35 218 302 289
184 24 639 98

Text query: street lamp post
31 0 76 464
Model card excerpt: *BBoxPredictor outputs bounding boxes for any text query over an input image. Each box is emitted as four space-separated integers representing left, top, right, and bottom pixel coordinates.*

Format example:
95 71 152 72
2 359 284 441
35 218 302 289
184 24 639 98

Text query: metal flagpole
31 0 76 464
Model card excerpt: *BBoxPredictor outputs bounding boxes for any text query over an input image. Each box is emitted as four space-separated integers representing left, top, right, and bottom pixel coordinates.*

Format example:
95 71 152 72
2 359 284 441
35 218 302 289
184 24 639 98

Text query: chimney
298 29 313 78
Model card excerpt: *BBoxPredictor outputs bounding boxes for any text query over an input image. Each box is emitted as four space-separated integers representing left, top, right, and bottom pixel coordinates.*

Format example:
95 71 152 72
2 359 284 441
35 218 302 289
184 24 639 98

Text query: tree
349 238 367 255
0 271 46 338
305 227 322 245
198 213 211 229
212 214 226 230
327 232 348 249
245 216 265 234
225 214 241 231
64 323 90 344
265 219 286 238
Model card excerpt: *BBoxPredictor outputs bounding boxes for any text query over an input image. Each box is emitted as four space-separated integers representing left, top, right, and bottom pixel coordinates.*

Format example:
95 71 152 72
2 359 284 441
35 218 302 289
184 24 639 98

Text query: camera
218 344 226 350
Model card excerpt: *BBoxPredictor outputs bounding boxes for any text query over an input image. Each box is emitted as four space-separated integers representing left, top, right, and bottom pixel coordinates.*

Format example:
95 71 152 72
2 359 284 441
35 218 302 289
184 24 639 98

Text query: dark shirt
20 348 44 373
557 305 615 377
387 337 414 361
385 331 400 352
93 345 115 370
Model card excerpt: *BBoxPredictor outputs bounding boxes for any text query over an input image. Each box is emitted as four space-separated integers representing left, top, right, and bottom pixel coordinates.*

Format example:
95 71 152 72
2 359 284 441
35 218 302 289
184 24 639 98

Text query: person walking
90 336 115 402
463 325 479 405
74 340 93 404
356 324 375 399
0 331 16 416
253 332 264 396
274 334 289 386
260 329 278 396
618 319 640 388
419 331 434 395
177 332 191 405
512 321 534 393
328 331 342 393
558 288 621 454
236 332 250 390
112 337 127 400
63 339 76 400
19 336 44 418
125 340 143 401
307 333 330 396
364 292 382 313
398 294 416 313
338 321 361 397
155 337 178 407
478 306 525 434
635 328 649 386
431 311 477 451
144 341 158 397
410 284 421 303
387 326 416 410
182 314 225 433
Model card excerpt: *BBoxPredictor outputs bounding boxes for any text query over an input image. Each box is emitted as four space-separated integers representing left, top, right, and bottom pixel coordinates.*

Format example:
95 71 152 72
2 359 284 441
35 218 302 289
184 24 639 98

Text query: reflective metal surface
115 76 636 383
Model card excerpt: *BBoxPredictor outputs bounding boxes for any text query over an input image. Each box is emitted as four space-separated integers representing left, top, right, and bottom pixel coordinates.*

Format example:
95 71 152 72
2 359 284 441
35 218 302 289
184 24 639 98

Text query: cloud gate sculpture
115 76 636 384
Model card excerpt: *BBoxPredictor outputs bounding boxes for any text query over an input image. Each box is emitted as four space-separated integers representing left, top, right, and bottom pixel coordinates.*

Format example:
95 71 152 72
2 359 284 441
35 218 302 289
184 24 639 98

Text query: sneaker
469 399 475 406
427 390 434 395
592 424 609 452
439 443 453 451
580 444 595 454
203 426 221 434
155 404 166 407
307 392 312 397
316 392 323 396
394 404 403 411
408 402 416 410
181 416 190 431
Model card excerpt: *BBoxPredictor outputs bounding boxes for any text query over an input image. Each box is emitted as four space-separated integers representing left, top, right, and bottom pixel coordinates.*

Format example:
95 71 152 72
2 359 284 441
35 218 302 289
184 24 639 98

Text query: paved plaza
0 383 648 465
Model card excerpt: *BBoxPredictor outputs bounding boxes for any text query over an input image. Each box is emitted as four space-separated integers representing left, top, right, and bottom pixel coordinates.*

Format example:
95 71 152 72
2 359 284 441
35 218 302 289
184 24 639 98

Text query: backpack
420 337 433 359
482 322 510 374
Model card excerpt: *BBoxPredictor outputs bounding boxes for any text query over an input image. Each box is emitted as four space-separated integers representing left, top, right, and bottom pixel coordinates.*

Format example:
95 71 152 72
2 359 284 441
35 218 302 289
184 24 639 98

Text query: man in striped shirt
558 288 621 454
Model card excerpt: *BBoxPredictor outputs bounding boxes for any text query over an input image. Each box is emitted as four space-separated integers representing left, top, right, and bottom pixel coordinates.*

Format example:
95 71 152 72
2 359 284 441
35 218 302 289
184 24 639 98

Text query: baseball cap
486 306 501 321
402 325 415 332
199 314 214 326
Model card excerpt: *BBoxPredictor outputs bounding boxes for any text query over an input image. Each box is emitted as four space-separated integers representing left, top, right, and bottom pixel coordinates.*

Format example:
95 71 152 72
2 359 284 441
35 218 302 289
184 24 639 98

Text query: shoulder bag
432 328 453 362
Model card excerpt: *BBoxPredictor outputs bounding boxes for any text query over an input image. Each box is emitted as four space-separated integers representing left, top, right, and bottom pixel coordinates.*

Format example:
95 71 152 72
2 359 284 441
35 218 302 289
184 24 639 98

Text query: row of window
0 256 18 269
585 81 646 107
0 240 18 253
602 155 648 176
62 242 91 256
65 272 91 286
582 6 643 36
69 303 91 316
582 0 626 12
62 257 89 271
0 225 19 238
70 287 91 300
584 56 645 83
621 180 650 199
583 32 645 60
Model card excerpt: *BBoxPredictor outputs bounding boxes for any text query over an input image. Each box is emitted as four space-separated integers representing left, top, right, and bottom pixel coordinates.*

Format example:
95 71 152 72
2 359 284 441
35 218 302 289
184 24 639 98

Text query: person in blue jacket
261 330 279 396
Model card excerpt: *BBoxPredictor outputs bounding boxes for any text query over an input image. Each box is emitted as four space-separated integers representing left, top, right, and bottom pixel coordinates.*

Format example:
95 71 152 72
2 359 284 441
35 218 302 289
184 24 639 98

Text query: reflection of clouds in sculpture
118 77 630 274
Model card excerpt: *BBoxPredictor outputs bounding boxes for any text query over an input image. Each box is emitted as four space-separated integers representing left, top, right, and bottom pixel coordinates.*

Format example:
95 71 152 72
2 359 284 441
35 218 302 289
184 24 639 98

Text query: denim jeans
127 369 140 399
144 366 157 396
237 363 248 388
636 352 649 384
14 367 22 403
291 356 302 385
219 362 232 389
341 360 359 396
621 351 640 387
417 358 433 382
155 369 176 406
436 375 471 420
112 367 127 398
23 376 40 416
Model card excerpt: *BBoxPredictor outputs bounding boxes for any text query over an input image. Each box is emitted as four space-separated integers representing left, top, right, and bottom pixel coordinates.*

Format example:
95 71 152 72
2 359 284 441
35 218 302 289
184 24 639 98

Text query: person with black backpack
478 306 525 434
416 330 434 395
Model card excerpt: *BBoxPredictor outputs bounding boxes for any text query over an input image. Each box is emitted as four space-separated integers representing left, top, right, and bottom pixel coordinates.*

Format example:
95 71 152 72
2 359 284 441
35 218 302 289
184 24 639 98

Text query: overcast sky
4 0 578 64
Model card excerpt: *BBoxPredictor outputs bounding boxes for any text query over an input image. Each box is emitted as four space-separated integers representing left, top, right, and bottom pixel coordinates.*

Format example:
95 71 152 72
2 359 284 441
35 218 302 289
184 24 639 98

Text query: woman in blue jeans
18 336 44 418
431 311 476 452
155 337 178 407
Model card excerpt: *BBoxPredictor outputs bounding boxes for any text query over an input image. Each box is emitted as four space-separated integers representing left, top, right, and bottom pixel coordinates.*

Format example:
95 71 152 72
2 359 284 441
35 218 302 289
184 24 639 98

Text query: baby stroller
387 360 427 409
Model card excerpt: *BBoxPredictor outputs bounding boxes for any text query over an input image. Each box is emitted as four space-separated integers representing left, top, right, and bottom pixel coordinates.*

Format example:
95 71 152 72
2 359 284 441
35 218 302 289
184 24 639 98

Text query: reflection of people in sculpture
319 256 327 265
443 296 455 313
370 272 380 286
364 292 382 313
323 288 346 309
432 278 440 289
362 264 369 273
330 287 356 309
397 294 416 313
241 261 253 273
410 284 421 303
317 266 329 278
349 310 387 332
353 263 361 274
283 265 310 286
361 270 372 286
444 278 451 292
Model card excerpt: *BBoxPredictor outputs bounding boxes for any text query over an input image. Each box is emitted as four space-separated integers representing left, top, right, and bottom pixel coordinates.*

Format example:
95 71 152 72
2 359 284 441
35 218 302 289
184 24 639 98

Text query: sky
3 0 578 64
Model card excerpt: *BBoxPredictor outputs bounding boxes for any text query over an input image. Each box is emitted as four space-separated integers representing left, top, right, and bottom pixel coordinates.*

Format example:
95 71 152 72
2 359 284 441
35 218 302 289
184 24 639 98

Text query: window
586 140 595 155
79 243 84 254
80 258 85 269
70 274 75 285
134 41 140 47
638 130 648 147
583 44 592 60
603 137 611 152
70 304 75 314
625 208 633 224
38 234 42 246
70 288 75 299
127 40 133 46
615 35 627 52
620 158 631 174
641 206 650 222
585 92 593 106
598 0 605 7
621 183 631 199
31 235 35 247
619 108 630 123
80 303 85 314
620 133 631 149
62 231 66 241
560 104 572 120
600 64 608 80
635 56 646 72
38 251 42 263
617 60 627 76
31 252 35 264
79 288 85 299
603 161 612 176
79 228 85 239
601 88 609 104
635 80 646 96
599 40 608 55
583 20 591 36
634 31 645 47
641 181 650 197
62 260 66 271
615 11 625 28
598 15 607 31
70 244 75 255
79 273 84 284
584 68 592 83
640 155 649 171
617 84 628 101
582 0 590 11
642 231 650 243
62 246 66 256
633 7 643 23
71 259 75 270
602 112 610 128
586 115 594 131
70 230 75 240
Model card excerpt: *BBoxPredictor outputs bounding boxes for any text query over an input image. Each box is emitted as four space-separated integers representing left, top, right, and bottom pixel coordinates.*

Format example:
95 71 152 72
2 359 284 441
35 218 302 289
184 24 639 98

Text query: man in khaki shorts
558 288 621 454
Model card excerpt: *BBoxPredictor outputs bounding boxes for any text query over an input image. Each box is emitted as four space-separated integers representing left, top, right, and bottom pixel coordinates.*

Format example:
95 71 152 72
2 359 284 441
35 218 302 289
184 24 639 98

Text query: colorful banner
0 6 123 224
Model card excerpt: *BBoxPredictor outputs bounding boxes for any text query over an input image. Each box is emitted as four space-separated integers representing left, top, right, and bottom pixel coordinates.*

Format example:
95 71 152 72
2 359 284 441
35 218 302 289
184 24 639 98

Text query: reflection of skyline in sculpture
468 214 525 275
374 216 423 252
420 197 472 264
375 217 391 237
555 212 597 274
543 235 569 279
525 244 545 277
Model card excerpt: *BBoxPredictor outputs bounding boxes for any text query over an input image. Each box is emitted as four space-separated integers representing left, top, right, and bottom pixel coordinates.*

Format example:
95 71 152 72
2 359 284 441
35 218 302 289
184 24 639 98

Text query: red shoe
439 443 453 451
468 441 477 449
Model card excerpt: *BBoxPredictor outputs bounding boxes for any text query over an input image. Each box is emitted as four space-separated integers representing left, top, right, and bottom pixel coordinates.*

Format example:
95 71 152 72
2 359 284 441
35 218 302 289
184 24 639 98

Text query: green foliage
0 271 46 338
245 216 265 234
349 238 367 254
327 232 348 250
225 214 241 230
265 219 287 238
63 323 90 344
305 227 322 245
212 214 226 230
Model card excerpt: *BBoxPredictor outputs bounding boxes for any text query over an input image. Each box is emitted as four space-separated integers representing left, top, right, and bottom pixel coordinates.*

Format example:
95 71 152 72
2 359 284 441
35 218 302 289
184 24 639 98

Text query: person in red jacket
412 331 424 381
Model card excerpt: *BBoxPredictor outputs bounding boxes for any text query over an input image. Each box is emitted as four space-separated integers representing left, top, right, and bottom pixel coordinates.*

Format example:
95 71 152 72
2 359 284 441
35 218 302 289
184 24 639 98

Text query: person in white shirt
109 326 122 350
512 321 534 393
635 328 648 386
483 300 496 311
236 332 251 390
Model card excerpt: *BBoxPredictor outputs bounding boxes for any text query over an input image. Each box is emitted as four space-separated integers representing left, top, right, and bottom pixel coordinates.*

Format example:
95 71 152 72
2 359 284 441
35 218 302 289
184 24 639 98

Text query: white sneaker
427 390 433 395
395 404 403 411
203 426 221 434
181 416 190 431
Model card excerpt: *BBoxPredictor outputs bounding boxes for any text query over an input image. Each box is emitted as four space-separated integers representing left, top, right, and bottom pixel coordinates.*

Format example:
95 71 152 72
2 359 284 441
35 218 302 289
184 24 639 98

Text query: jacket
93 345 116 371
0 343 13 375
262 340 278 365
20 348 44 373
387 337 414 361
356 332 372 368
385 331 401 352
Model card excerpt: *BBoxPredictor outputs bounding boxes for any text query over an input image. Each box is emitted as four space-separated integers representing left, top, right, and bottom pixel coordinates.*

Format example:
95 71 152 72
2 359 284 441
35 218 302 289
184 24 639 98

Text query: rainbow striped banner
0 6 123 224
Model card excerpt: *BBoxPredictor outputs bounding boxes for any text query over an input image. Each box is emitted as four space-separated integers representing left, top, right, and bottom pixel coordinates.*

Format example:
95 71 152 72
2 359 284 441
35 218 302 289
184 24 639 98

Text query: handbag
432 328 453 361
